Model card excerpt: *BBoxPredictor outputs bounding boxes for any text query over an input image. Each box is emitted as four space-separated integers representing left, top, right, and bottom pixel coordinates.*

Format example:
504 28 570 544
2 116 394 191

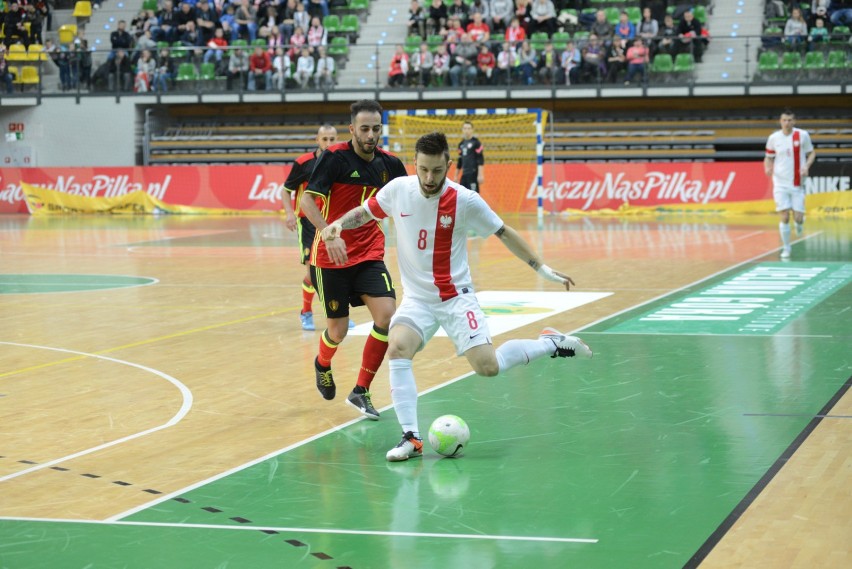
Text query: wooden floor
0 213 849 568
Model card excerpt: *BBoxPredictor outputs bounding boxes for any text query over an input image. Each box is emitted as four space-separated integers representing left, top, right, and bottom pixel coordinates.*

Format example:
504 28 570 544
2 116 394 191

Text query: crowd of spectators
765 0 852 51
398 0 712 88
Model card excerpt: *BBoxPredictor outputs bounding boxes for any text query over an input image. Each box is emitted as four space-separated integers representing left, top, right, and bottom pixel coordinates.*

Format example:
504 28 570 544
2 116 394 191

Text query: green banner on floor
610 262 852 335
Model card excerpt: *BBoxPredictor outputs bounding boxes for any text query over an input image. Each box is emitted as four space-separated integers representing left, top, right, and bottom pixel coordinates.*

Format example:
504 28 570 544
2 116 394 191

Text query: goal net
383 108 547 216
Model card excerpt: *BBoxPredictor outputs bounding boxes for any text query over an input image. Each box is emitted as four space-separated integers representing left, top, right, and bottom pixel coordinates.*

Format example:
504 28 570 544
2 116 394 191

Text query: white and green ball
428 415 470 457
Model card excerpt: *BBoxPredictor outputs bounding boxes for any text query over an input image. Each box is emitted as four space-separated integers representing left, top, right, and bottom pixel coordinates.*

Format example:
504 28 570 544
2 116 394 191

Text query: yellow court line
0 308 293 380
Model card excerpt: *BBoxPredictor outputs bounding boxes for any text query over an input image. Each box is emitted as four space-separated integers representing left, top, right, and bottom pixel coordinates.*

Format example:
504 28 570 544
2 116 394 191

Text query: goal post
382 108 547 218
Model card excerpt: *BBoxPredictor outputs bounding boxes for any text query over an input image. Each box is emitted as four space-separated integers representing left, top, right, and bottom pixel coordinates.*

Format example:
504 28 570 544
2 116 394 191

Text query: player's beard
353 135 376 157
419 175 446 198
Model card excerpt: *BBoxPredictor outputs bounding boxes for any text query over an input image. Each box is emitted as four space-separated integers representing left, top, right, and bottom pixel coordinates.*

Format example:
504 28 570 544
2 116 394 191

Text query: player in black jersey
454 121 484 193
282 124 338 331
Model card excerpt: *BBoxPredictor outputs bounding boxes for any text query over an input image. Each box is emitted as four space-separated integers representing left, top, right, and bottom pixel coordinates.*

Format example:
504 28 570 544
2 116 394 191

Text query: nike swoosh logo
469 334 481 340
401 213 413 217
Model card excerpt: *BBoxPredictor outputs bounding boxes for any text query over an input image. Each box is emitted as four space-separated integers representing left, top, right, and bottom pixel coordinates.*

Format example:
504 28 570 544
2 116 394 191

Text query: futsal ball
428 415 470 458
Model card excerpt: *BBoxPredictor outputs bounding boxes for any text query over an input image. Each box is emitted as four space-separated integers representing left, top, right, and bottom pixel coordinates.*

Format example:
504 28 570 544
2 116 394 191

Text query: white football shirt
765 128 814 189
363 175 503 303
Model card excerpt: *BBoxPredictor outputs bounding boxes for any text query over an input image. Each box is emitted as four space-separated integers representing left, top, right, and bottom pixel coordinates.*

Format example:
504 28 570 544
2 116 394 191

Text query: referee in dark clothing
455 120 484 192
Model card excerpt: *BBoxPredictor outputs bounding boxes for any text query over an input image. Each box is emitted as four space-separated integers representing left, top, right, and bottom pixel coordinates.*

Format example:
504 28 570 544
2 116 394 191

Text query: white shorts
774 186 805 212
390 293 493 356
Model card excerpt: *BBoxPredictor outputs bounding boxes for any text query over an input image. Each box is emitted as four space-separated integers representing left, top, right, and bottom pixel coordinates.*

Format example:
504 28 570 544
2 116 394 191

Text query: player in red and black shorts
300 99 408 420
282 124 338 332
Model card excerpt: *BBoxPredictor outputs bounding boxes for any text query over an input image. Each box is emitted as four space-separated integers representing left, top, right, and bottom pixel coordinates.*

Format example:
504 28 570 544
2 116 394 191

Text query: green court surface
0 274 157 294
2 259 849 567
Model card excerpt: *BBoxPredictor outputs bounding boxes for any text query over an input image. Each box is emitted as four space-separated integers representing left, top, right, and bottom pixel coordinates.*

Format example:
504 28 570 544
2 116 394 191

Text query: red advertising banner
2 162 846 215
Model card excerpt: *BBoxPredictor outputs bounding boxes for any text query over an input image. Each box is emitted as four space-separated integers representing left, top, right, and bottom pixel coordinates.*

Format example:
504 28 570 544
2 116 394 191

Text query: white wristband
536 264 563 283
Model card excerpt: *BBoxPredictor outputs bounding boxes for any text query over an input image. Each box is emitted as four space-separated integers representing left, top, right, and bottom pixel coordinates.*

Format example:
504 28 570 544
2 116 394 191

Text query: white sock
779 222 791 248
496 338 554 373
389 359 419 438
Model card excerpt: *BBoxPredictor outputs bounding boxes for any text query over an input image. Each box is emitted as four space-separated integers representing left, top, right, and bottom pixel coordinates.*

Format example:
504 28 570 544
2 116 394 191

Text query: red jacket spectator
249 49 272 73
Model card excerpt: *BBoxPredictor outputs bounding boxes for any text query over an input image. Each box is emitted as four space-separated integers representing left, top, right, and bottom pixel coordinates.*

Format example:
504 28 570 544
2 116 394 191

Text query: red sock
317 330 338 368
356 326 389 390
301 277 314 314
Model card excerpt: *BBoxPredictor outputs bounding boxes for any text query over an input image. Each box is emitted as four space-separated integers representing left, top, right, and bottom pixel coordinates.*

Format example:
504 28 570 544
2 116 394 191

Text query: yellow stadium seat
27 44 47 62
19 66 40 88
6 44 28 63
59 24 78 45
73 1 92 22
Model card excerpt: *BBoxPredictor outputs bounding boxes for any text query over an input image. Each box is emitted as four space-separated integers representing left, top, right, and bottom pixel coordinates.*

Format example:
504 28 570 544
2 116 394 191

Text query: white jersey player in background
320 131 592 462
764 109 816 259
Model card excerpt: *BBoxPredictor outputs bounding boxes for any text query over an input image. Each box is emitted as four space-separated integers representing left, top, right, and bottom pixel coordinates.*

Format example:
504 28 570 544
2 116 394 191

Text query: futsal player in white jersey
764 109 816 259
320 132 593 462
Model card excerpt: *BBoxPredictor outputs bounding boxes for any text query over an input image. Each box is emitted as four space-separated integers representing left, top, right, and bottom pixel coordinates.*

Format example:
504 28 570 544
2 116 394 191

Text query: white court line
732 230 765 241
0 342 193 483
110 235 829 521
579 332 834 338
0 516 598 544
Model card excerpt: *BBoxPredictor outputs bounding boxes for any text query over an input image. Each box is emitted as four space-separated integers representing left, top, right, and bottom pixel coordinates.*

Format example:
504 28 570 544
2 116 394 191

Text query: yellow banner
21 183 264 216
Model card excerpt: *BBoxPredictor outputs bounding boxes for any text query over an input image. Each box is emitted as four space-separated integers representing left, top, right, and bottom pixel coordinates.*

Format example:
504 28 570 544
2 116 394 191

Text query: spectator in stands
561 39 581 85
449 33 478 86
605 38 626 83
809 16 829 46
448 0 470 29
477 42 496 84
314 45 335 89
135 29 158 63
219 4 238 42
427 0 449 36
676 9 704 63
195 0 219 47
248 44 273 90
154 47 176 92
179 20 200 47
135 49 156 92
307 16 327 56
494 40 517 84
829 0 852 28
175 2 198 42
614 11 635 41
580 33 605 83
293 1 311 36
110 20 134 57
468 0 491 25
294 45 314 88
514 0 533 33
810 0 830 27
288 26 307 58
3 3 28 49
0 46 14 94
517 38 538 84
279 0 297 44
108 48 133 91
25 3 45 46
490 0 514 34
271 46 291 90
590 10 613 45
506 16 527 46
466 12 491 43
408 0 427 39
410 41 434 87
34 0 51 35
203 27 229 67
444 16 466 44
307 0 329 19
537 41 560 84
73 36 93 89
637 7 658 56
530 0 557 37
226 45 249 89
156 0 179 43
785 7 809 47
235 0 258 42
432 43 451 85
132 9 151 39
624 37 649 85
644 0 667 25
388 43 409 87
656 13 677 57
266 25 285 54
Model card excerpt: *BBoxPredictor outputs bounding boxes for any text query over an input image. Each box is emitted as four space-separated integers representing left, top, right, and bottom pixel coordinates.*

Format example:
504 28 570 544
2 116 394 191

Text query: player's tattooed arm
321 206 370 242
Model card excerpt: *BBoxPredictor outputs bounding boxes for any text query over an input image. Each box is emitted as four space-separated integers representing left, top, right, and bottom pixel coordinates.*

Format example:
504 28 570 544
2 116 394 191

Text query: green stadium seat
176 63 199 90
340 14 360 36
804 51 826 78
323 14 341 35
673 53 695 73
826 50 847 73
605 7 619 26
328 36 350 58
757 50 780 79
427 34 444 53
780 51 802 71
252 38 267 48
693 5 707 24
199 62 216 80
831 26 850 45
530 32 549 51
142 0 158 11
404 34 421 55
551 32 571 51
348 0 369 15
650 53 673 82
625 7 641 26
